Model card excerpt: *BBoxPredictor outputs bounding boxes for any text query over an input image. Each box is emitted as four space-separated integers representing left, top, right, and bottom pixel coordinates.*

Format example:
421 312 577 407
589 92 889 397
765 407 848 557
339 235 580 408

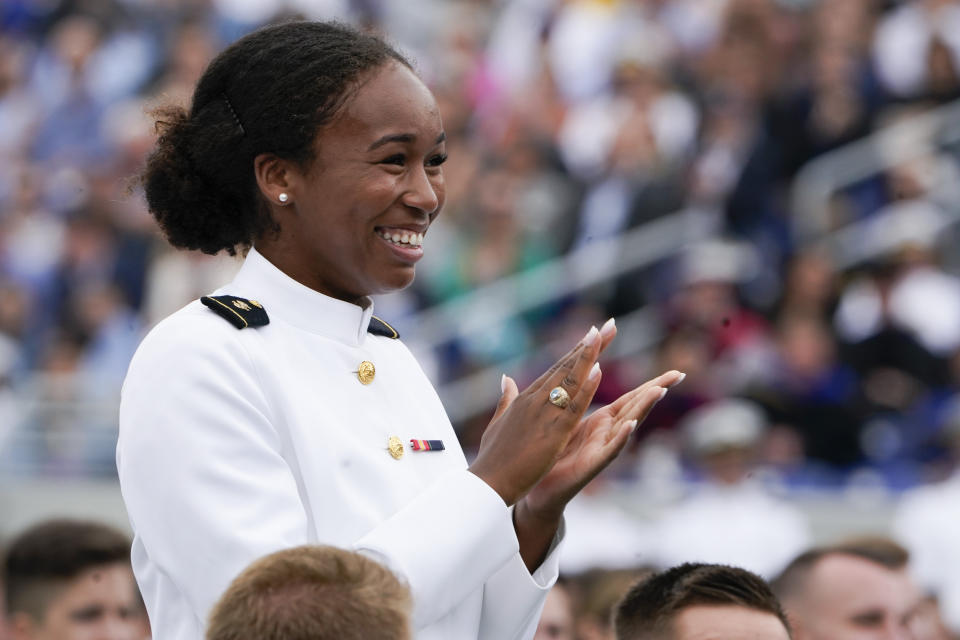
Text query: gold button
387 436 404 460
357 361 375 385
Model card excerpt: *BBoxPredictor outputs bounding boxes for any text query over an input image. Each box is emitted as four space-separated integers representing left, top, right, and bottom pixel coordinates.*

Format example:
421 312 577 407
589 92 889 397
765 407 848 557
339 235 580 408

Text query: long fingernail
583 326 599 346
669 372 686 387
588 362 601 382
600 317 616 336
629 419 639 433
656 386 667 401
500 374 507 394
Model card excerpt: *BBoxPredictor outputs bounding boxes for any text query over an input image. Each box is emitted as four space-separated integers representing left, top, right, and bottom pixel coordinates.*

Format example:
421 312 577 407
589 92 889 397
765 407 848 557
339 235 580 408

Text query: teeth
378 230 424 247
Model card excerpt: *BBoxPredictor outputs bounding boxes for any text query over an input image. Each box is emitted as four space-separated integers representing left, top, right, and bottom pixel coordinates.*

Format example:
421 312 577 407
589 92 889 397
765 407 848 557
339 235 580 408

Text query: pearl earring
278 193 289 204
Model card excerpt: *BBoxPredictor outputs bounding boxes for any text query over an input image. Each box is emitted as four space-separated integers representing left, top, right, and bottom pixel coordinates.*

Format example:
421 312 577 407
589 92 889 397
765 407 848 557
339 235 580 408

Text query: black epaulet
368 315 399 339
200 295 269 329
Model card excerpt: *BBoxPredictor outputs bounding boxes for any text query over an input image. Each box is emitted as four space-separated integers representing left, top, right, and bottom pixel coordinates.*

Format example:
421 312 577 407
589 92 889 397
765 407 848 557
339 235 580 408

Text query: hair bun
142 104 255 255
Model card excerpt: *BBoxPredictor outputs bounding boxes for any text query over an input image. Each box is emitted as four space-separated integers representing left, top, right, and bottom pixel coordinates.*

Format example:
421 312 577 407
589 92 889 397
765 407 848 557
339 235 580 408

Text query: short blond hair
207 545 411 640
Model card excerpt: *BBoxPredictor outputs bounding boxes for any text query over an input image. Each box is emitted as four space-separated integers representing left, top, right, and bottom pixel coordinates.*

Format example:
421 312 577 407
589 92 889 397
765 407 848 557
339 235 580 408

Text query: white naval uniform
117 248 561 640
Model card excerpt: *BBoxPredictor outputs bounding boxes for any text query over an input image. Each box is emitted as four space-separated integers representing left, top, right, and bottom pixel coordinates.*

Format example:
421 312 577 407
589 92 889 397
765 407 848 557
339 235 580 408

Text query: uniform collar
229 247 375 345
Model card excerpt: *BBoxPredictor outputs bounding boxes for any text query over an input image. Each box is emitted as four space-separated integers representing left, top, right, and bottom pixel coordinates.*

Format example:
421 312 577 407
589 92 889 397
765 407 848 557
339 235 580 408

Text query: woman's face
262 61 447 303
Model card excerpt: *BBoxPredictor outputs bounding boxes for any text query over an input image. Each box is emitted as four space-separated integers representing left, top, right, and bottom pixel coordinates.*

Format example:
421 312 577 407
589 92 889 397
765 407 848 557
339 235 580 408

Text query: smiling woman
119 20 680 640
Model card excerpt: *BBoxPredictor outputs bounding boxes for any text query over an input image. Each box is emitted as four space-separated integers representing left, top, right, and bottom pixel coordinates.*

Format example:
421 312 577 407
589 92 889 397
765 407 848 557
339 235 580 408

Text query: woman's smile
375 226 426 261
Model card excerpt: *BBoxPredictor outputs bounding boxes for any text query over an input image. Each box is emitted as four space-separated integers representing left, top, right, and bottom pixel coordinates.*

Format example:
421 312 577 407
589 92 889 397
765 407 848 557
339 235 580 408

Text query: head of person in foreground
3 519 146 640
206 545 412 640
614 562 792 640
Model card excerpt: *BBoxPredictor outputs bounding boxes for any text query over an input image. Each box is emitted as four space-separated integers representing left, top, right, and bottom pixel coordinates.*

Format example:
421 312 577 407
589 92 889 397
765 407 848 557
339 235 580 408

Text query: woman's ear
253 153 297 207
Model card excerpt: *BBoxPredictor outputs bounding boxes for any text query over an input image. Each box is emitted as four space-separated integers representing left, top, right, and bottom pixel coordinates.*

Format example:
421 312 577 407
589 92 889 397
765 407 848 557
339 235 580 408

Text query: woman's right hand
468 325 605 506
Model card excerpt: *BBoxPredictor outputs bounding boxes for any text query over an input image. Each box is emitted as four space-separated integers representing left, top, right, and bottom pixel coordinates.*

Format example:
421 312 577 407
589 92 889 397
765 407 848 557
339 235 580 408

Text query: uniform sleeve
117 313 310 623
354 469 522 629
356 478 564 634
477 518 564 640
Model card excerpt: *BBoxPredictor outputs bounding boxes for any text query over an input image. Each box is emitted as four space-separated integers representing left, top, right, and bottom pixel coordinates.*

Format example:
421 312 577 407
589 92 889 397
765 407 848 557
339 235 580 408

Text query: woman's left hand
517 367 684 521
494 319 685 570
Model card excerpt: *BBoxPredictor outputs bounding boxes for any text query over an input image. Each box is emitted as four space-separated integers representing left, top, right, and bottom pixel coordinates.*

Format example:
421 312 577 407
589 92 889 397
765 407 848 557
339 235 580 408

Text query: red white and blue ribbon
410 439 445 451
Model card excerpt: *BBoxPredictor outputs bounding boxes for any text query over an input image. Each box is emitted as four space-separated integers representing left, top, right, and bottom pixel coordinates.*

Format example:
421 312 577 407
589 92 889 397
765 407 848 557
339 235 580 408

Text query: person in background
650 398 810 577
2 519 147 640
207 545 411 640
894 396 960 634
570 568 653 640
613 562 792 640
533 581 575 640
771 538 929 640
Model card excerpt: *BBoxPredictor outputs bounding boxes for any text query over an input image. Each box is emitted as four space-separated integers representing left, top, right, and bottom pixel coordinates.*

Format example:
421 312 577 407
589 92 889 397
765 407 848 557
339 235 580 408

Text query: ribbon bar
410 439 445 451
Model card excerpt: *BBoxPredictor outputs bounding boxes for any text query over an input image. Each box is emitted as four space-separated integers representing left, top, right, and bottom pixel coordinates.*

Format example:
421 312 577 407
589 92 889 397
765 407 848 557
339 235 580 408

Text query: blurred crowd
5 2 960 636
3 0 960 494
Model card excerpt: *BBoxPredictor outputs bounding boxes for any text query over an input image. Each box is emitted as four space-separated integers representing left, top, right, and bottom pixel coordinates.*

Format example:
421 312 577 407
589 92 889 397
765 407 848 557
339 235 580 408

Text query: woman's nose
402 166 441 214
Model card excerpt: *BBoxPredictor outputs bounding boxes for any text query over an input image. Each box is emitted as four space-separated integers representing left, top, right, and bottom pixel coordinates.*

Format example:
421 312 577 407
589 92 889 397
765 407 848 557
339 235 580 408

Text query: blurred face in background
777 317 836 384
10 562 146 640
535 584 575 640
785 554 922 640
698 446 756 485
782 251 835 313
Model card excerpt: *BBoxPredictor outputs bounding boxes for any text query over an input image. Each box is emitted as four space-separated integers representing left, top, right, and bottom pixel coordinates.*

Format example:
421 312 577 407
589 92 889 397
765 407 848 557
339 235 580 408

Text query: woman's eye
381 154 405 166
427 153 448 167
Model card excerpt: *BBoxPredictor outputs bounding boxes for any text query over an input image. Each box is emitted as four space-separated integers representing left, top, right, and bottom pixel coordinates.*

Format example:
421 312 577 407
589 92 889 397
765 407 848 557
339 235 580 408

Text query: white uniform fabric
117 247 560 640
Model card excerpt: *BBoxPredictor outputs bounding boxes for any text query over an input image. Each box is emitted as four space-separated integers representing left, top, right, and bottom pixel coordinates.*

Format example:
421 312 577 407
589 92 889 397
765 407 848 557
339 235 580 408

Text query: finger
618 385 667 428
646 369 685 391
607 369 684 415
573 407 640 492
563 361 603 423
529 325 604 394
548 365 603 458
597 317 617 357
596 415 637 462
604 382 654 416
491 374 519 422
528 343 583 392
602 415 639 461
538 327 602 403
665 371 686 388
544 319 616 390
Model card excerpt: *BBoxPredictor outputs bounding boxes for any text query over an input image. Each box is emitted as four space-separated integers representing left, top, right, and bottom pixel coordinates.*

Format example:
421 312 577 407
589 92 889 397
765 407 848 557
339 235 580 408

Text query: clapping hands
467 318 684 571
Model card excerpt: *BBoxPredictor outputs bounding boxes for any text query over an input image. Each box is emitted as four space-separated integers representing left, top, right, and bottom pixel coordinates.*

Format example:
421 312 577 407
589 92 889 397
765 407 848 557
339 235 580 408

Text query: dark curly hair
142 21 411 255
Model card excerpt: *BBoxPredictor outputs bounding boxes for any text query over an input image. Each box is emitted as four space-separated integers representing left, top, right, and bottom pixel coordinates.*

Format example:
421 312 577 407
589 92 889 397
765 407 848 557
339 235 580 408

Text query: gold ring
548 386 570 409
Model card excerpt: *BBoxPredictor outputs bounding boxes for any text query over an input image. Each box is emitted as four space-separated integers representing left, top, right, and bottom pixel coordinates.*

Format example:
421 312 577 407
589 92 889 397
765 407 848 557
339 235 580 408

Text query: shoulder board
200 295 269 330
368 315 399 339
